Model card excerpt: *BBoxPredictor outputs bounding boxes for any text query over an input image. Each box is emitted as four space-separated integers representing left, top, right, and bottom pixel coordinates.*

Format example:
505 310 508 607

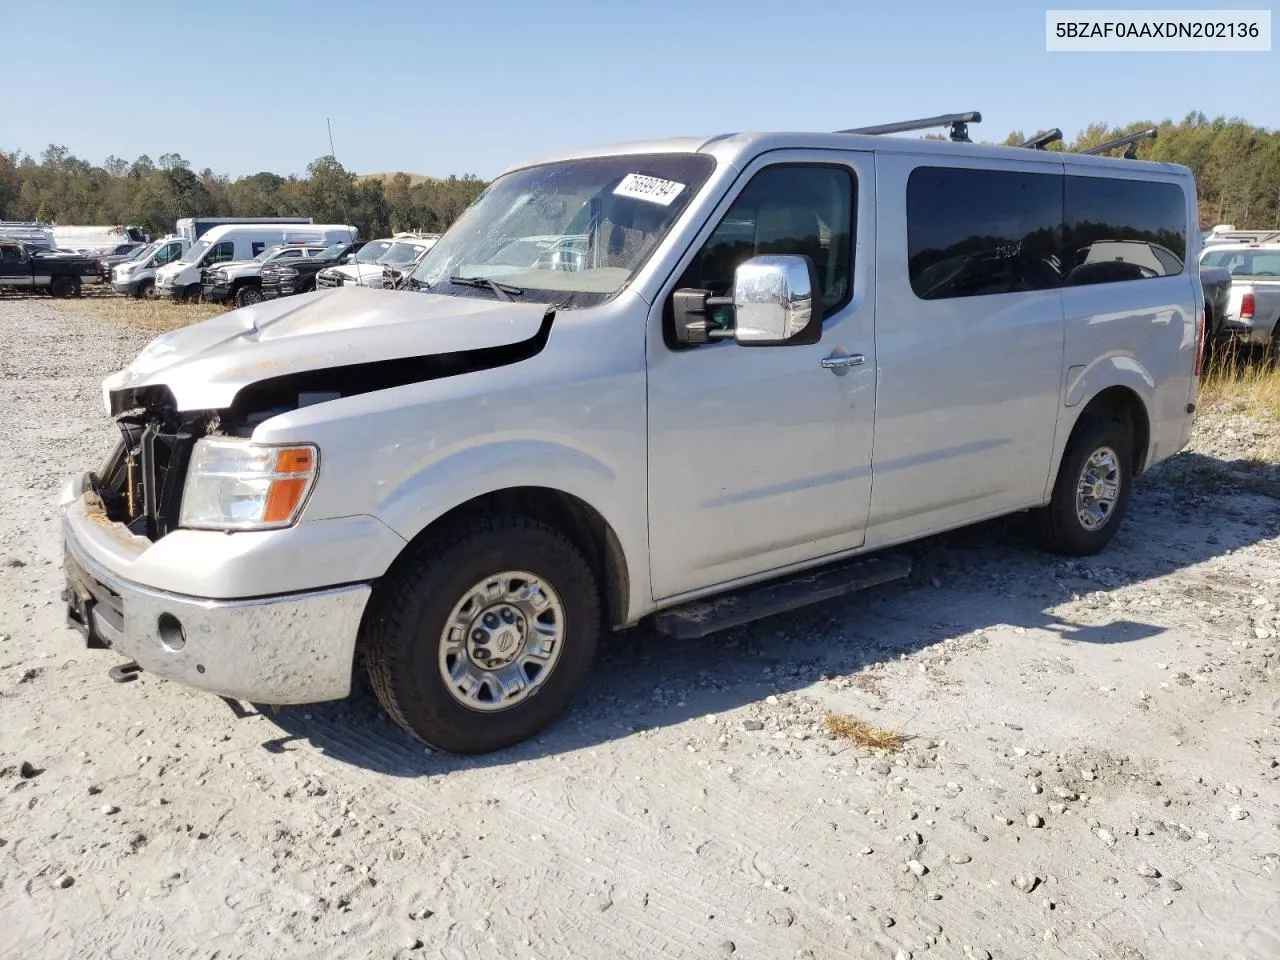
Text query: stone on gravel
906 859 927 877
1228 806 1249 821
55 875 74 889
741 719 764 732
100 804 120 815
18 761 37 779
1137 863 1161 878
1012 874 1041 893
1026 814 1044 828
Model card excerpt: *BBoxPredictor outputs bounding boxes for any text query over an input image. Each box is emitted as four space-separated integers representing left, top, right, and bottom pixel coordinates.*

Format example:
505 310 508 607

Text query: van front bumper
61 480 372 705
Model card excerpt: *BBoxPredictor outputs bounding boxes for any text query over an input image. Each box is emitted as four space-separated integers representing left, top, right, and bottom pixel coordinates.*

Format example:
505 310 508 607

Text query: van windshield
410 153 716 308
178 239 209 264
128 240 161 263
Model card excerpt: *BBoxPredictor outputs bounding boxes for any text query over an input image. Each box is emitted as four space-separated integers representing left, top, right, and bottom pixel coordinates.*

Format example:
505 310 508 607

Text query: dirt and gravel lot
0 296 1277 960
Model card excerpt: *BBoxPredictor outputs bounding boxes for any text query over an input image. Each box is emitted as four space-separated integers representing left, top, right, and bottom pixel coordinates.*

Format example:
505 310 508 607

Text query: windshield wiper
448 275 523 302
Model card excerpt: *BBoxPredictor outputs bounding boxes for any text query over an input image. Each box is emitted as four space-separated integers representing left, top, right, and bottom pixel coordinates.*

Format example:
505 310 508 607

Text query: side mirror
672 254 823 347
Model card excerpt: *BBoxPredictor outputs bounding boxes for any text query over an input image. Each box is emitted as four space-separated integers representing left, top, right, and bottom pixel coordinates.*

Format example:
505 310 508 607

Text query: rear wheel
1034 414 1132 556
50 276 80 299
363 515 601 753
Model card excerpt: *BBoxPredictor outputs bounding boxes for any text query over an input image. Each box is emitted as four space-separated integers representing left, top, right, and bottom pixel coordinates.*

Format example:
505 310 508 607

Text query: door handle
821 353 865 370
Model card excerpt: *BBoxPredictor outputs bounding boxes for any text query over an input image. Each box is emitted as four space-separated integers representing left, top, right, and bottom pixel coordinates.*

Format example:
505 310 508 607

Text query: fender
374 438 651 623
1046 355 1156 500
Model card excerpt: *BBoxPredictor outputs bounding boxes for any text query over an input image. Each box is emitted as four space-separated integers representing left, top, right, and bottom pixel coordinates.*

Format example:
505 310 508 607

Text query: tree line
2 112 1278 238
0 149 487 240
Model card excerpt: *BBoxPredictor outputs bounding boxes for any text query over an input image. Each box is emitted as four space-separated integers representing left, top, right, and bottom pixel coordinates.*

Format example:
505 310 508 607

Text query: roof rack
1080 127 1158 159
838 111 981 143
1203 226 1280 246
1020 128 1063 150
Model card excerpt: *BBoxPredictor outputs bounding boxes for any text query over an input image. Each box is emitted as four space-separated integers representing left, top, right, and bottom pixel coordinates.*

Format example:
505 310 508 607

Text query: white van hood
103 287 550 412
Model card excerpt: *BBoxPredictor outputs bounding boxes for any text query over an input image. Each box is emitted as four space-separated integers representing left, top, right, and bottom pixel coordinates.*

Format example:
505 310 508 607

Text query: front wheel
234 284 263 308
1034 414 1132 556
136 278 155 299
362 515 601 753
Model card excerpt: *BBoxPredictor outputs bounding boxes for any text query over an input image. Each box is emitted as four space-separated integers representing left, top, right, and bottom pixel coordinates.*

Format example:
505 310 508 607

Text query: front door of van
647 152 877 600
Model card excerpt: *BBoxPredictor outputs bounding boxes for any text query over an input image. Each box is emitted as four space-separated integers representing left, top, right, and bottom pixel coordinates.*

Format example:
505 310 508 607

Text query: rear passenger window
1062 177 1186 285
907 167 1063 300
677 165 855 311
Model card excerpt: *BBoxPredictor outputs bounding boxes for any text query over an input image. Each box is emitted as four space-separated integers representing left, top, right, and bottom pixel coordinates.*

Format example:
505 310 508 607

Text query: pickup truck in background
0 239 99 297
1200 243 1280 359
261 239 370 300
200 243 330 307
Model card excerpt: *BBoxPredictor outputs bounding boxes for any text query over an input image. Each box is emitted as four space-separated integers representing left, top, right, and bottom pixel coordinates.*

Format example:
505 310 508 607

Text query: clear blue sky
1 0 1275 180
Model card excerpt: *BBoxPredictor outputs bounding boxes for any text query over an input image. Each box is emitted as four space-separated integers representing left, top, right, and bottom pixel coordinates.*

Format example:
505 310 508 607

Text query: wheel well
394 487 630 628
1075 386 1150 475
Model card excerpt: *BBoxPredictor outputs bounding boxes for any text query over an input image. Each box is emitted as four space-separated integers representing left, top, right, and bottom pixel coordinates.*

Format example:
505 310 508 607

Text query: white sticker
613 173 686 206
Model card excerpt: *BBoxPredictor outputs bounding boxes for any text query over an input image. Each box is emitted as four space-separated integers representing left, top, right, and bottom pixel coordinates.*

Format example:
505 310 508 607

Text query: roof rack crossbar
838 111 982 143
1020 128 1063 150
1080 128 1158 159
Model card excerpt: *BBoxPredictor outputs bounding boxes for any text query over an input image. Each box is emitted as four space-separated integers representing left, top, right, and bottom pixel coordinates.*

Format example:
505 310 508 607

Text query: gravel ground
0 296 1277 960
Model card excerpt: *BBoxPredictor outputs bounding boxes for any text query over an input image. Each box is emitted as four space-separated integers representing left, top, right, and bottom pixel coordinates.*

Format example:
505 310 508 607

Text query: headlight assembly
180 438 319 531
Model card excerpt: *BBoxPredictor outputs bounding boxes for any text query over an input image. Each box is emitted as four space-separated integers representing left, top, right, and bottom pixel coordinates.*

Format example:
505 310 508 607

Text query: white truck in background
1200 241 1280 359
52 225 150 254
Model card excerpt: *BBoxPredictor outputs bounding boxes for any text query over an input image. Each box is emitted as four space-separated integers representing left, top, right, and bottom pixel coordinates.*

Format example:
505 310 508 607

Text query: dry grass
54 293 226 333
1200 349 1280 422
824 712 906 753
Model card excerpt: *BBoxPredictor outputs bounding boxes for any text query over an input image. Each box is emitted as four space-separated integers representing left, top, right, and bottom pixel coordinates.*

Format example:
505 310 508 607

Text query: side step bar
652 553 912 640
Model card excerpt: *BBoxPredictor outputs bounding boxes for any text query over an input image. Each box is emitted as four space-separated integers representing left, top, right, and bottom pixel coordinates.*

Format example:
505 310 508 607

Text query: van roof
194 223 357 244
502 131 1192 180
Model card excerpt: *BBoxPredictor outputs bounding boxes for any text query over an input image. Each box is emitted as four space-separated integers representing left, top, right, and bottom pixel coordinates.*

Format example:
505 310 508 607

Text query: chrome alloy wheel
1075 446 1120 532
437 571 565 712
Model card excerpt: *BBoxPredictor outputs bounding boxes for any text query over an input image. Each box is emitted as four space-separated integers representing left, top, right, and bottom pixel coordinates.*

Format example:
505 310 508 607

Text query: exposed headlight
180 438 319 531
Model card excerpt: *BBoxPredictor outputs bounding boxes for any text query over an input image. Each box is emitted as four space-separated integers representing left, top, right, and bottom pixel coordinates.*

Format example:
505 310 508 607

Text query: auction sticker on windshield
613 173 686 206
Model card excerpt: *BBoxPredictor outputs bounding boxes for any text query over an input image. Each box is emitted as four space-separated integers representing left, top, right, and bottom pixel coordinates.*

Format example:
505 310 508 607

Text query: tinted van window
907 167 1062 300
1063 176 1186 286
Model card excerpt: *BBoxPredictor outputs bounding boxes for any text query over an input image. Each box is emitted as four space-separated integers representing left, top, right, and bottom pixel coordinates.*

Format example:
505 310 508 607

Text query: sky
1 0 1275 181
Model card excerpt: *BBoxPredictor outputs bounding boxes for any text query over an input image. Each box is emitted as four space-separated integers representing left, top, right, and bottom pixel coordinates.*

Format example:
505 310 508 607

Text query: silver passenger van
61 117 1204 753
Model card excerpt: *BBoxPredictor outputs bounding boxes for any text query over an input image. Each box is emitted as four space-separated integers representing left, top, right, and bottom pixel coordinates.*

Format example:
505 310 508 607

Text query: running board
652 553 913 640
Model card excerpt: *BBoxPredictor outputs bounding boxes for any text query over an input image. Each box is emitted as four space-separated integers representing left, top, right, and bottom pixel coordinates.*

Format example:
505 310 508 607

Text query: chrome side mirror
671 254 823 347
731 255 822 345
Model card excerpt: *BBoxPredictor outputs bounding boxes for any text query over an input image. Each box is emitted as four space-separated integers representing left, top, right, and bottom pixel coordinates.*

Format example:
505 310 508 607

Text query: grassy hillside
355 172 439 186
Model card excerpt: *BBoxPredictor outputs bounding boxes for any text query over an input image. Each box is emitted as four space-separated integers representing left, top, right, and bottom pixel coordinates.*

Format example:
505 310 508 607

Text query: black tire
363 515 601 754
234 284 263 308
1034 414 1132 556
180 284 201 303
50 276 79 299
136 278 155 299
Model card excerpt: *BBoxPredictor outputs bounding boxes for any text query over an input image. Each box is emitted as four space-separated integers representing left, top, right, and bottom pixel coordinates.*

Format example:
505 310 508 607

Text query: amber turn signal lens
274 447 314 473
264 477 311 524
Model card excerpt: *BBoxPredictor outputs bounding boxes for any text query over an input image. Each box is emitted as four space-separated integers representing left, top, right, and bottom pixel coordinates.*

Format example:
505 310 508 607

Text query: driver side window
677 165 855 310
205 241 234 266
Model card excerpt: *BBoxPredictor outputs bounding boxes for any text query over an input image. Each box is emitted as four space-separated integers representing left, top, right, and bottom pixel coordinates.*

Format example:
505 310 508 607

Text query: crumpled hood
103 287 550 412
